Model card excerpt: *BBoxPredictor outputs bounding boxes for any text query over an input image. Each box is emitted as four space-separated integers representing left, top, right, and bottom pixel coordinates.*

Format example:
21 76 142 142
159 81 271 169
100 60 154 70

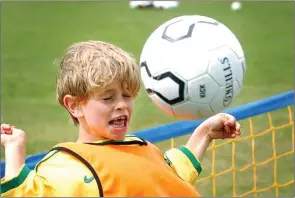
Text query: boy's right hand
1 124 26 148
1 124 27 180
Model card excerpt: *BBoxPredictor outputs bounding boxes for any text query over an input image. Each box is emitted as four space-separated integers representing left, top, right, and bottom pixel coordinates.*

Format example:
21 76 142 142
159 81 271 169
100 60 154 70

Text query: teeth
113 124 125 128
115 116 126 121
110 116 126 128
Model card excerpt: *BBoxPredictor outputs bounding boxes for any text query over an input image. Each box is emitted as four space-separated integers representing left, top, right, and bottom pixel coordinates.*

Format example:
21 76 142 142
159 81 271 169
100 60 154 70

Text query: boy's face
79 81 134 141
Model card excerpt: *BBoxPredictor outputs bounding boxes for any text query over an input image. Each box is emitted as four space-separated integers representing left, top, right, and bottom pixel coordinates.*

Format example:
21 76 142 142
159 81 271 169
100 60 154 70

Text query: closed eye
103 96 113 100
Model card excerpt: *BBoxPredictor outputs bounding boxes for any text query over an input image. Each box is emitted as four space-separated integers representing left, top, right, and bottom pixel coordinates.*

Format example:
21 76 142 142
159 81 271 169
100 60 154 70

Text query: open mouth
109 115 128 128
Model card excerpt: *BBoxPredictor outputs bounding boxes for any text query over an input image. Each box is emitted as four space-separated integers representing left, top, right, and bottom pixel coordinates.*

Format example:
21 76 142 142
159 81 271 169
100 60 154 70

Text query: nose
115 96 128 110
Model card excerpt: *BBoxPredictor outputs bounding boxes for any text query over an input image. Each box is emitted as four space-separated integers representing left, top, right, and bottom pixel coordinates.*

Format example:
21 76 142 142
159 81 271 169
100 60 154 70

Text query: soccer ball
231 1 242 11
139 15 246 120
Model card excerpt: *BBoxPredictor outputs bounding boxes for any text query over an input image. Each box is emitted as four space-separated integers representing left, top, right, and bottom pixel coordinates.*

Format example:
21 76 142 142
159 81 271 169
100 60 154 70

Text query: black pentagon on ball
162 20 195 43
162 19 218 43
140 61 185 105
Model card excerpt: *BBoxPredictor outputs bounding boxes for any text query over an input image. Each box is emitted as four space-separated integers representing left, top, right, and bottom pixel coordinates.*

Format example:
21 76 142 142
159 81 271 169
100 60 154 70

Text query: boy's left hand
185 113 241 162
201 113 241 140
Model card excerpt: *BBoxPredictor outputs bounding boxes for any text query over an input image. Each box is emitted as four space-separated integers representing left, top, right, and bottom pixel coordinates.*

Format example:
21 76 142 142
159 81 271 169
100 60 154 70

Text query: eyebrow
104 88 116 93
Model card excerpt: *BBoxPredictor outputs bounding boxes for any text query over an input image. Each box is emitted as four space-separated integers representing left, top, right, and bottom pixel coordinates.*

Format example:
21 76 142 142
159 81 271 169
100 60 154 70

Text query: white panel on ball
172 101 212 120
208 46 242 87
140 47 172 77
153 76 180 101
188 74 219 103
232 80 242 98
172 50 210 81
149 94 174 117
209 80 240 113
185 16 227 51
227 47 244 87
140 68 153 91
238 57 246 87
218 23 245 59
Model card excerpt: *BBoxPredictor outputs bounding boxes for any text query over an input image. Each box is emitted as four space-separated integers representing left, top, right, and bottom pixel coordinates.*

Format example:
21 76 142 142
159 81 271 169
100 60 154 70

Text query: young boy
1 40 241 197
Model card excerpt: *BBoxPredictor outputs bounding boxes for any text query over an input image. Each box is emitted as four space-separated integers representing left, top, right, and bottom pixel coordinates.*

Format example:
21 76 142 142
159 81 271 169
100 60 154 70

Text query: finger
224 125 231 134
224 132 238 139
229 133 237 138
231 122 241 135
224 118 237 133
1 129 12 135
224 115 240 131
1 127 12 135
1 124 12 130
224 116 236 127
226 127 240 136
5 128 13 135
221 113 235 123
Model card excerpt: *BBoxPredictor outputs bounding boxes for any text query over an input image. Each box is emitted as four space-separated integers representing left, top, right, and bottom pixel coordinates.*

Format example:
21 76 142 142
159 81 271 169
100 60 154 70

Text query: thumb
221 114 236 126
219 113 236 134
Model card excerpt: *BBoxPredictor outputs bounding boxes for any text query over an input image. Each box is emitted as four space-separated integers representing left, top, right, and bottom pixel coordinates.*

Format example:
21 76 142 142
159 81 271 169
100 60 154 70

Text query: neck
76 124 108 143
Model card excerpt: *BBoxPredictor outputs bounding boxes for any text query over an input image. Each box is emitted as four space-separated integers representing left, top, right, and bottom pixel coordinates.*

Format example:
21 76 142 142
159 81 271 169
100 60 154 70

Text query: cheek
82 101 110 123
128 100 134 113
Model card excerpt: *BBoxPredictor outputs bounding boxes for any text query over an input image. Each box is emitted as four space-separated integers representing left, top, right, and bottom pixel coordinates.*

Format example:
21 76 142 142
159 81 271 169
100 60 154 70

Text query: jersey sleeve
1 164 55 196
164 146 202 185
0 150 97 197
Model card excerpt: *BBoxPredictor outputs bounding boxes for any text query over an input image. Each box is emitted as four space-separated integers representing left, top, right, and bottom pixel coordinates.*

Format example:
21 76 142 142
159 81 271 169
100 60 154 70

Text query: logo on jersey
84 175 94 183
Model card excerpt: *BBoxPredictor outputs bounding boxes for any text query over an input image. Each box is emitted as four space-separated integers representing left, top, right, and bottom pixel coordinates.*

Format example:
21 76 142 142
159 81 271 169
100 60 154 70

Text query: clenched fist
1 124 26 148
201 113 241 140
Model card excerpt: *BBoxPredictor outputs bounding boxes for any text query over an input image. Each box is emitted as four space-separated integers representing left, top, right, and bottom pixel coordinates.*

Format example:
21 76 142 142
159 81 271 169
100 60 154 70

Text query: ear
63 95 84 119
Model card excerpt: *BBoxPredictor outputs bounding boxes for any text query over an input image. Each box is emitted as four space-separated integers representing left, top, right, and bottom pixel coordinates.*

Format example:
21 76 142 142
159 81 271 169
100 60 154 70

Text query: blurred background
1 1 294 197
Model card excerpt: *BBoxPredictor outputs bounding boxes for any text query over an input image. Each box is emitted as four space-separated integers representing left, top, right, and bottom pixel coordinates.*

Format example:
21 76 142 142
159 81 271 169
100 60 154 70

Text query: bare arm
185 124 211 162
4 144 26 180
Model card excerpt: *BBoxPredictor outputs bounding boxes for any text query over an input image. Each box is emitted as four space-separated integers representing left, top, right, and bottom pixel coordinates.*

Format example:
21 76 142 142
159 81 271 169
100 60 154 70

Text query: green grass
1 1 294 197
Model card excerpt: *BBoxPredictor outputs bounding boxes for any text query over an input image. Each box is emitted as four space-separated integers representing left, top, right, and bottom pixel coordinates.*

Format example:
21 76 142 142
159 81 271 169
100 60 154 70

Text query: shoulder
35 149 97 196
36 149 91 177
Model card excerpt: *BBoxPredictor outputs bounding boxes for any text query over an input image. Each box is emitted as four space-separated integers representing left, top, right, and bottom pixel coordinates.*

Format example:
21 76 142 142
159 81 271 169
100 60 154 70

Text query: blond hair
56 40 141 125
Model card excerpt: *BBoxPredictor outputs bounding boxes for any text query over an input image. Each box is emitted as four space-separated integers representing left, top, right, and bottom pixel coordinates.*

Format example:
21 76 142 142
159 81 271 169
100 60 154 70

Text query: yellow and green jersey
1 135 202 197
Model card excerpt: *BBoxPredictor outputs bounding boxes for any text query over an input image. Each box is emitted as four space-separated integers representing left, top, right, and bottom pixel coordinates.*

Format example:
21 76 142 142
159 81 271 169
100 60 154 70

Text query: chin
111 134 126 141
108 124 129 140
109 129 127 140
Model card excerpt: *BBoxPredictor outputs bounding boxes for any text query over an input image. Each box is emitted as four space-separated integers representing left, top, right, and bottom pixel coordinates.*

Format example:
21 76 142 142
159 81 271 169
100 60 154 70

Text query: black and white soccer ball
140 15 246 120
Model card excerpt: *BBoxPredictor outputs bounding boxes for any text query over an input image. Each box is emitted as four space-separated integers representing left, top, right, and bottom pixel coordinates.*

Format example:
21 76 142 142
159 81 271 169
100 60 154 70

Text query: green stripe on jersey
178 146 202 175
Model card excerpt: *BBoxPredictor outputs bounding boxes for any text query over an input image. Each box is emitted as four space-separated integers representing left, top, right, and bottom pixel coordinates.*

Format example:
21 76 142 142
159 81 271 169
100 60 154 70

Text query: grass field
1 1 294 197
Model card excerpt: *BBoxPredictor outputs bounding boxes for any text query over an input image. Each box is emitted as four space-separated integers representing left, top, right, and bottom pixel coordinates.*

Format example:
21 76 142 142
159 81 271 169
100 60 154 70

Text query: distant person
129 1 179 9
